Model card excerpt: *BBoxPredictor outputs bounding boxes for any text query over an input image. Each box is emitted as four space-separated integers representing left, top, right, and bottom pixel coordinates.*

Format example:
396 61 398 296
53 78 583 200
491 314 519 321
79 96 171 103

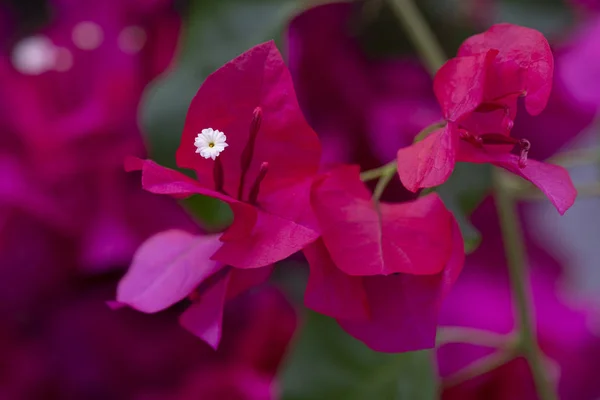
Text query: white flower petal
194 128 228 159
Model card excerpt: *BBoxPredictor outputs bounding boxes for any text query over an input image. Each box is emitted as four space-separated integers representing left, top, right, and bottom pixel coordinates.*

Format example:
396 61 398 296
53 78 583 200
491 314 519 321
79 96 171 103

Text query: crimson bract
127 41 322 269
304 166 465 352
397 24 577 215
122 40 466 352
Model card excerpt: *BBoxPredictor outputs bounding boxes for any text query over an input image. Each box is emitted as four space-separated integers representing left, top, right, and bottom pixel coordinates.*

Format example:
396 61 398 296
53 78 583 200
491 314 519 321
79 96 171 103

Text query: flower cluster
397 24 577 215
117 23 576 353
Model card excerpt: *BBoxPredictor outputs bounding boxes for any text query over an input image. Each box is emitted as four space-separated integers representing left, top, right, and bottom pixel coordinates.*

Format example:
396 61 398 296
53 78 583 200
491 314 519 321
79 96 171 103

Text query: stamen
237 107 263 200
213 157 225 193
248 162 269 205
458 129 483 147
249 107 262 140
460 132 532 169
518 139 530 168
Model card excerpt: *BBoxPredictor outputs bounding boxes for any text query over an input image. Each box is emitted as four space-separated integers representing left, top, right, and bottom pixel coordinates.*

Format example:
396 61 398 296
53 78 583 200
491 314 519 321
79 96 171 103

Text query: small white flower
194 128 228 160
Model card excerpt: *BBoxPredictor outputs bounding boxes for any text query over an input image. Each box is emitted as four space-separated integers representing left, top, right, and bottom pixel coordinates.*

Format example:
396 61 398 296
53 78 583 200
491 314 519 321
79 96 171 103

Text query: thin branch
436 326 515 349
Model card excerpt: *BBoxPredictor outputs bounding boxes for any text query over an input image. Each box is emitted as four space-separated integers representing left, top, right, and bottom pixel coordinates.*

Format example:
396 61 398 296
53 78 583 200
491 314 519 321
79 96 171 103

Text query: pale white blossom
194 128 228 160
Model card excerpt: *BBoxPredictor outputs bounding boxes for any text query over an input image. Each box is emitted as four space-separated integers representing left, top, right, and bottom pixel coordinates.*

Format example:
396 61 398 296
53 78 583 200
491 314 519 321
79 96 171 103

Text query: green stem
414 120 447 142
372 166 396 202
360 160 397 182
387 0 447 75
493 168 558 400
436 326 515 349
386 0 559 395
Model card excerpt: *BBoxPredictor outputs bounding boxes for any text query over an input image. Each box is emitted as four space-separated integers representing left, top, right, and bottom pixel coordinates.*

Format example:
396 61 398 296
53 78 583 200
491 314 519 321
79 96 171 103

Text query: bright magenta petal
212 200 319 269
116 230 224 313
337 220 465 353
458 23 554 116
458 144 577 215
213 179 320 269
434 51 496 121
179 273 230 349
130 159 319 269
303 239 370 321
176 40 321 196
312 166 455 276
397 125 458 192
130 158 235 203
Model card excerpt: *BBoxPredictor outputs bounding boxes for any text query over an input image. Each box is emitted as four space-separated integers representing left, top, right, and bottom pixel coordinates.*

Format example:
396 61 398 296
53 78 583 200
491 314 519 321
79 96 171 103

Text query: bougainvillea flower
397 23 577 215
117 231 224 313
311 165 456 276
128 41 322 269
304 236 464 353
302 165 465 352
117 230 273 348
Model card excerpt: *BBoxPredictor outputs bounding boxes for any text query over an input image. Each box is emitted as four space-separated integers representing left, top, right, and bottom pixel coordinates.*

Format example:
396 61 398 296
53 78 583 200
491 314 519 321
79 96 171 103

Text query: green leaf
436 163 493 253
139 0 305 227
494 0 574 37
281 311 438 400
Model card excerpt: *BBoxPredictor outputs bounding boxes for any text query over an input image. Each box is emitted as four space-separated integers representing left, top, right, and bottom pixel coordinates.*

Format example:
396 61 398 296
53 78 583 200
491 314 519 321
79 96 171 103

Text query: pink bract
117 230 223 313
397 23 576 215
303 165 465 352
116 229 274 348
129 41 322 269
311 165 455 276
304 219 464 353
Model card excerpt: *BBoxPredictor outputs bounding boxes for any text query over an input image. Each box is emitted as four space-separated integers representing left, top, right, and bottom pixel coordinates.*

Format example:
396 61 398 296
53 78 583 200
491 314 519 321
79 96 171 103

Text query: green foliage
495 0 574 36
437 163 493 253
281 311 439 400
